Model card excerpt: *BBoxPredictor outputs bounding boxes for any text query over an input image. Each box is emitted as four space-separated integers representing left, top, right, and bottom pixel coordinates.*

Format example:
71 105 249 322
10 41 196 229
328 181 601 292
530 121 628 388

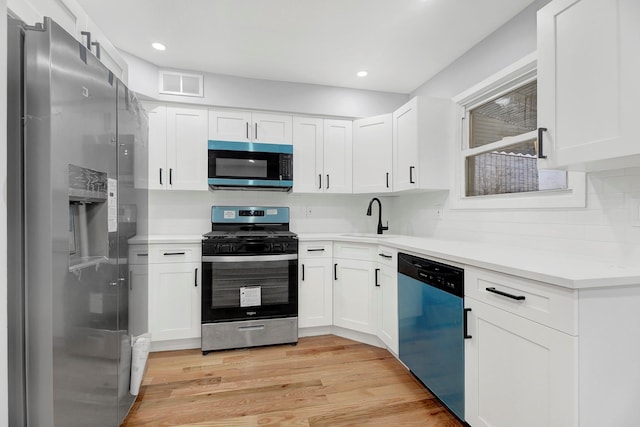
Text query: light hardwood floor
123 335 463 426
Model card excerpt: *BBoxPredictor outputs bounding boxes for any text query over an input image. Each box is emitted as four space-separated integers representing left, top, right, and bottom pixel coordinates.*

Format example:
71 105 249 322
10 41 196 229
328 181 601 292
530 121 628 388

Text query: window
451 53 585 209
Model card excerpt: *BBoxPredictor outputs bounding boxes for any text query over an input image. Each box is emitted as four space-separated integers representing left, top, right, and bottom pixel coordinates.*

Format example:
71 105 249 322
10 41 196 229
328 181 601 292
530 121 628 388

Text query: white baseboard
150 337 201 352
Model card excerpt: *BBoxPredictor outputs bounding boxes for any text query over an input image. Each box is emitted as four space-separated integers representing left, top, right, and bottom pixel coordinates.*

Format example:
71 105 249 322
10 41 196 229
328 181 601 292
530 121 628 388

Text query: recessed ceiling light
357 70 368 77
152 42 166 51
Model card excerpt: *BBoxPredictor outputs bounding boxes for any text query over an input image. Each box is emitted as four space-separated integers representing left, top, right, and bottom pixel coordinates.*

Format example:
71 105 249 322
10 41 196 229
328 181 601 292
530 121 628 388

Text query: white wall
390 0 640 264
1 0 9 423
122 51 408 119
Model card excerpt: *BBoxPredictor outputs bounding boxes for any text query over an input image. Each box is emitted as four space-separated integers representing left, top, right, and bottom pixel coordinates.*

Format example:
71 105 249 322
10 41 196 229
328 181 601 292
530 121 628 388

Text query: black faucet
366 197 389 235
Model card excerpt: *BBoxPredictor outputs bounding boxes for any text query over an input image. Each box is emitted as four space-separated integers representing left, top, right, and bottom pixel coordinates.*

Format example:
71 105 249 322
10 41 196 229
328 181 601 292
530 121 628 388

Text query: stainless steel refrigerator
7 16 148 426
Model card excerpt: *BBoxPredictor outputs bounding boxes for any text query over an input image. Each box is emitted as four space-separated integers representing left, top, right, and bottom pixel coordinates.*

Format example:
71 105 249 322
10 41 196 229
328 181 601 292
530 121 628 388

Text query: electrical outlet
305 207 313 217
435 205 443 219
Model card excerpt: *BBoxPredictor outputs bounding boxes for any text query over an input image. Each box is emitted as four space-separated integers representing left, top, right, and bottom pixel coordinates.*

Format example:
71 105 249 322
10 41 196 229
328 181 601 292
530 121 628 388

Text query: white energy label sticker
224 210 236 219
240 286 261 307
266 209 278 215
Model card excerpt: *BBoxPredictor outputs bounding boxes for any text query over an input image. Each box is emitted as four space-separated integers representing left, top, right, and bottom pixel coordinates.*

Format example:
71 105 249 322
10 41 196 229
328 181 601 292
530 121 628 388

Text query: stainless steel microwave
207 141 293 191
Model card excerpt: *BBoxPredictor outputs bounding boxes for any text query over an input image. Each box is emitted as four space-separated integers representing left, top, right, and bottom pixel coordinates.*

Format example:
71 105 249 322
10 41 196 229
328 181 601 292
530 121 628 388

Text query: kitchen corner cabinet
392 97 450 192
333 243 376 334
374 246 398 354
208 109 292 145
298 242 333 328
353 114 393 193
537 0 640 170
292 117 352 193
145 103 208 191
146 243 201 343
464 267 577 427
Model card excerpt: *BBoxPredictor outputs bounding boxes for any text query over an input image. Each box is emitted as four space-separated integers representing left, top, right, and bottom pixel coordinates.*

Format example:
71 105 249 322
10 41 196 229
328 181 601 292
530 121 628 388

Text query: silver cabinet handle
163 252 185 256
307 248 325 252
238 324 265 331
194 267 198 287
255 122 258 140
246 122 249 140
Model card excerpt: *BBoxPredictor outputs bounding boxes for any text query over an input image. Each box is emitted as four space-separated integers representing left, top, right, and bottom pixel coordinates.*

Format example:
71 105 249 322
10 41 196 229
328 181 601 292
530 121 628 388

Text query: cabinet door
128 264 148 338
353 114 393 193
208 109 252 142
393 97 419 191
148 262 201 341
252 112 293 145
166 106 208 191
299 258 333 328
465 297 577 427
538 0 640 168
376 263 398 354
333 259 375 334
323 119 353 194
292 117 324 193
145 103 167 190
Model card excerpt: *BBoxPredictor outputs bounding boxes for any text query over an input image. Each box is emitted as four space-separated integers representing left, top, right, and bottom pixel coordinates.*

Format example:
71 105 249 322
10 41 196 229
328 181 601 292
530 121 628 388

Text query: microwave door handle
246 122 249 140
255 122 258 140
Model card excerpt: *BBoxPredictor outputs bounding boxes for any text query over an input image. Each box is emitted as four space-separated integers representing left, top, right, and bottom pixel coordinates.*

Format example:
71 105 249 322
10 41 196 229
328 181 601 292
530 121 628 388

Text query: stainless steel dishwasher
398 252 467 422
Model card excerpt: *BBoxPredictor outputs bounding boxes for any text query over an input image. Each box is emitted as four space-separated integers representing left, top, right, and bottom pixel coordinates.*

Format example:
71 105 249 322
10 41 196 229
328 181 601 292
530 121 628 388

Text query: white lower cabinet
298 242 333 328
464 266 577 427
149 262 201 342
375 246 398 354
132 242 202 346
333 258 376 334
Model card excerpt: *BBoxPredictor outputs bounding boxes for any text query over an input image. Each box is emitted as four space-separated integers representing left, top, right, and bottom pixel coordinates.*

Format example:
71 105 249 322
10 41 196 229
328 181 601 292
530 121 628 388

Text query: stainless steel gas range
201 206 298 353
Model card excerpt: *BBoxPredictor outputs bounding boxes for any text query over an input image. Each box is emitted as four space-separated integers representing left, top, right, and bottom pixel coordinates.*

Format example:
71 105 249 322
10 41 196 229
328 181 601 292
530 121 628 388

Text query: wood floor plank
122 335 463 427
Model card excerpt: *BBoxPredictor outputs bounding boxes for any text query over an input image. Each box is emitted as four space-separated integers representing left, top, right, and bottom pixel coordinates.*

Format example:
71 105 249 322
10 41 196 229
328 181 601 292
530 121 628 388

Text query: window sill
450 171 586 210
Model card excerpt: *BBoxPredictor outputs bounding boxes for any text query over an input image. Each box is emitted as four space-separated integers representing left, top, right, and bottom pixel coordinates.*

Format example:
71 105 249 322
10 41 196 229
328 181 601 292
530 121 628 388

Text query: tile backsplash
389 167 640 264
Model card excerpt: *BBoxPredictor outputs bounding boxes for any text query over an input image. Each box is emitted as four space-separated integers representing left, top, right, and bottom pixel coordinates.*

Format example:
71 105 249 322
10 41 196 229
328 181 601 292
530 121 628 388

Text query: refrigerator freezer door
23 18 122 427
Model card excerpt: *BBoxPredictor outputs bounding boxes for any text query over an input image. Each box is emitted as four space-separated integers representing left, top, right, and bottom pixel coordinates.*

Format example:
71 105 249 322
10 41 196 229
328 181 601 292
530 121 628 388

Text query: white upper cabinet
252 112 293 145
146 103 168 191
166 107 208 190
208 109 292 145
392 96 451 192
208 109 252 142
145 102 208 191
292 117 324 193
353 114 393 193
292 117 352 193
323 119 353 193
393 98 419 191
538 0 640 169
9 0 127 80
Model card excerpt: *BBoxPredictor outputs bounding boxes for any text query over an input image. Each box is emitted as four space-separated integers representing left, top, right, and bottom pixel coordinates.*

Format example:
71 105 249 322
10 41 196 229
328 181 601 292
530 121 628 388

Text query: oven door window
209 150 280 180
202 256 298 321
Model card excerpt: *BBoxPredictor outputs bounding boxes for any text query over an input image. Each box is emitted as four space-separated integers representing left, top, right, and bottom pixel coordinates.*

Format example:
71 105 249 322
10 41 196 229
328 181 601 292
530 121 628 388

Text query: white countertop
299 233 640 290
129 232 640 289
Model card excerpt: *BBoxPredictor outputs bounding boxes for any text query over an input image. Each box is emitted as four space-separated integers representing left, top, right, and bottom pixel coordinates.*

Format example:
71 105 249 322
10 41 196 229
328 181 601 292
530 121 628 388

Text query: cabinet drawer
465 267 577 335
376 246 397 267
299 241 333 258
333 242 376 261
129 246 150 265
147 244 201 264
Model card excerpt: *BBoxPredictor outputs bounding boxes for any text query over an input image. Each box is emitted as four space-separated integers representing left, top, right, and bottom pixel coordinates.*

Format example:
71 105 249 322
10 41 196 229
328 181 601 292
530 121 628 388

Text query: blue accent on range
208 140 293 154
398 253 465 421
211 206 290 224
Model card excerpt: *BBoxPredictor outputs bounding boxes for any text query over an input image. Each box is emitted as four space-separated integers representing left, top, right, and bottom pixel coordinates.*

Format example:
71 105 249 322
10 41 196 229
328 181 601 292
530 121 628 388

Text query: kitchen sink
340 233 393 238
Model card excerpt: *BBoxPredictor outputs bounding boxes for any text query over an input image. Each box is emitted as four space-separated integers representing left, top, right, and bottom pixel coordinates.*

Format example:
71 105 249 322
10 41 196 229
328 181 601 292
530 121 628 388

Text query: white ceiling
76 0 536 94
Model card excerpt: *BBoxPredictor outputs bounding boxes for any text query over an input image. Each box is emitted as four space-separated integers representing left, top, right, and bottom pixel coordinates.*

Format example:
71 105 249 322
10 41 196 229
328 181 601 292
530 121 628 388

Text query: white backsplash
389 167 640 264
146 190 394 236
145 168 639 264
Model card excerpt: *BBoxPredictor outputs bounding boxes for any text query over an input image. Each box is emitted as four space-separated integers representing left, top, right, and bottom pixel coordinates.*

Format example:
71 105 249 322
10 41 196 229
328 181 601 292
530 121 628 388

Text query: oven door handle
202 254 298 262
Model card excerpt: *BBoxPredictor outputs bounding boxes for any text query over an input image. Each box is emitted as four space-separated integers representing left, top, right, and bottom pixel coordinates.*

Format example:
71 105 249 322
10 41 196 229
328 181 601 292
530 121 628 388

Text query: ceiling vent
159 71 204 97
